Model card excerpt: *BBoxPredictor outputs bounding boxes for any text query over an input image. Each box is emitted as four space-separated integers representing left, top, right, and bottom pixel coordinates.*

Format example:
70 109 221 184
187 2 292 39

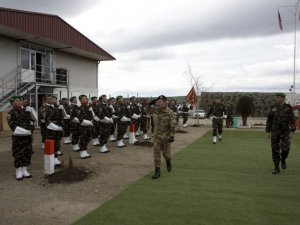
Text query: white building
0 7 115 115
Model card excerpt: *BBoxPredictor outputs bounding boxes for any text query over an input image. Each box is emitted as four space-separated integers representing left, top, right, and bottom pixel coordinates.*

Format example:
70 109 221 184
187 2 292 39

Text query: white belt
213 116 223 119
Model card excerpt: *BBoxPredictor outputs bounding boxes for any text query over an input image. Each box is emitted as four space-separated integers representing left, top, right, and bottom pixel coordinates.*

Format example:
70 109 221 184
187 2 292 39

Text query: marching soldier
206 97 226 144
69 96 80 151
181 102 190 128
266 93 296 175
169 100 180 129
7 96 36 181
91 96 100 146
52 96 64 156
61 98 72 144
77 95 94 159
148 95 177 179
129 96 141 142
115 96 130 147
98 95 113 153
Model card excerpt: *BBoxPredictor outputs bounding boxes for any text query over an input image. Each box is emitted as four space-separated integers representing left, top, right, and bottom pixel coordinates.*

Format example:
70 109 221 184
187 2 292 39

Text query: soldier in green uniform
140 98 151 140
98 94 113 153
69 96 80 151
77 95 93 159
266 93 296 175
7 96 34 181
61 98 72 144
90 96 100 146
148 95 177 179
115 96 130 147
38 96 47 149
108 97 117 142
206 97 226 144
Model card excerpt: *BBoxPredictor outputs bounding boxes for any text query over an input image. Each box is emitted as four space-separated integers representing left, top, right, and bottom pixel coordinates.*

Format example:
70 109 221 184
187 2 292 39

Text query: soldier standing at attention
39 96 47 149
206 97 226 144
90 96 100 146
69 96 80 151
115 96 130 147
181 102 190 128
98 95 113 153
62 98 72 144
148 95 176 179
266 93 296 175
77 95 93 159
7 96 34 181
108 97 117 142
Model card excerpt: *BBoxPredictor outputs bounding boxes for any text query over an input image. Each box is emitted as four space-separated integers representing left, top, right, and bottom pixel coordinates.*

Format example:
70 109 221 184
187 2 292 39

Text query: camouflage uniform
207 103 226 136
38 104 47 144
266 103 296 167
98 103 113 147
140 103 150 135
129 101 141 132
91 103 100 141
77 105 94 150
70 103 80 145
110 104 117 138
7 108 33 168
63 104 71 138
152 106 177 167
43 104 63 157
115 103 130 141
181 104 189 126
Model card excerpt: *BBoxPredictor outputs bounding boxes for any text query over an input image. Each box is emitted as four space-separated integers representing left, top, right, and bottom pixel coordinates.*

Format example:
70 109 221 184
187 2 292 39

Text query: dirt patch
134 140 154 147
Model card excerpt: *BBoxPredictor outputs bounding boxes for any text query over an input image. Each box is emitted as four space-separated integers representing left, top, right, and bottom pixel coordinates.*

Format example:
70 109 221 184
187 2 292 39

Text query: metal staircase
0 66 36 112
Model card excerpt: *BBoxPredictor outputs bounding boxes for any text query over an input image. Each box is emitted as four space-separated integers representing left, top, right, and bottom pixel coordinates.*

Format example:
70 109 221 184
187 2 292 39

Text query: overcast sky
1 0 300 97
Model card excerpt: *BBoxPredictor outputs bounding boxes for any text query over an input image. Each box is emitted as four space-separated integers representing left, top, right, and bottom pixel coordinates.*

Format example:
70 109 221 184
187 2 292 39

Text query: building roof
0 7 115 61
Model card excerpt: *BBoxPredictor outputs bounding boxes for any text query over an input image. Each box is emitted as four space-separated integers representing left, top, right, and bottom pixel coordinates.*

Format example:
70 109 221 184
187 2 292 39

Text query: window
21 48 29 69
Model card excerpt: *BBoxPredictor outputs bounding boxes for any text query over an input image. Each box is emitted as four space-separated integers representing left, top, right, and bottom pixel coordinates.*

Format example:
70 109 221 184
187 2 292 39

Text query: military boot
152 167 161 179
281 159 287 169
166 160 172 172
272 163 280 175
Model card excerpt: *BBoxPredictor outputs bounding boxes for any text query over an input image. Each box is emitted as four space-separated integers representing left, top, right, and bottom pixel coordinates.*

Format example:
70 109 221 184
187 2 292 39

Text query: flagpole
293 0 300 93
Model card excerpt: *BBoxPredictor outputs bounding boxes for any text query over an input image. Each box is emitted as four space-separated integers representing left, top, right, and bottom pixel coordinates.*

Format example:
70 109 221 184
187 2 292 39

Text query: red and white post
44 139 55 175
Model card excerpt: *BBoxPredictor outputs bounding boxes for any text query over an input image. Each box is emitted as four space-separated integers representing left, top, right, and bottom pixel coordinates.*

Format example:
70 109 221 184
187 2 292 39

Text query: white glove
47 122 60 131
58 105 64 110
25 106 32 112
112 115 118 119
26 106 38 121
89 107 95 117
120 116 130 122
81 119 93 126
57 126 63 131
93 116 100 122
100 116 113 123
64 114 70 119
132 113 140 120
13 126 31 136
72 117 80 123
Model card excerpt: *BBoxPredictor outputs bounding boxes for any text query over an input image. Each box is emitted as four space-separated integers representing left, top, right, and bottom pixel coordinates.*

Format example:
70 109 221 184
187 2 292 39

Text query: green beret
275 93 286 97
79 94 87 100
116 95 123 102
10 96 22 104
69 96 77 102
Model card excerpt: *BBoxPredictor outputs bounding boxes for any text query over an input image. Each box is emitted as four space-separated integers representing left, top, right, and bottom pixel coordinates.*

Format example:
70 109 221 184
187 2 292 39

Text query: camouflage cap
78 94 87 100
275 93 286 97
157 95 168 101
10 95 22 104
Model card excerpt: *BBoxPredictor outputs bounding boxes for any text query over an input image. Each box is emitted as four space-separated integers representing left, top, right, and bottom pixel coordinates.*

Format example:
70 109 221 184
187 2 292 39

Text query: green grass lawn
73 130 300 225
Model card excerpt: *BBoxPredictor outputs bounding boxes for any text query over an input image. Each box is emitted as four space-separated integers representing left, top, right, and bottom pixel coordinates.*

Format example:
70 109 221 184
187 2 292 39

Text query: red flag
278 10 283 30
186 87 197 105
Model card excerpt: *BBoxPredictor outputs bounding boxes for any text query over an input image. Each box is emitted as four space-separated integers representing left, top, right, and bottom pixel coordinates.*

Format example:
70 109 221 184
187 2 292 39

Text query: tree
236 96 255 126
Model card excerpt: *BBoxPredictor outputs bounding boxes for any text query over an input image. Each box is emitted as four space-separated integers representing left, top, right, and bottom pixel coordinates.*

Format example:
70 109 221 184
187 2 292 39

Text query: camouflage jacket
98 103 113 120
115 104 130 122
266 103 296 133
44 104 63 126
152 106 176 139
129 103 141 117
70 104 79 121
63 104 71 116
207 103 226 118
38 104 47 124
77 105 94 124
7 108 31 132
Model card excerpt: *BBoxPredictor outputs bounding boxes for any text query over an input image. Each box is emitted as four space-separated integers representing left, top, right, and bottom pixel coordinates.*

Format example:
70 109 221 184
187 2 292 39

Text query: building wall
53 51 98 99
0 37 19 79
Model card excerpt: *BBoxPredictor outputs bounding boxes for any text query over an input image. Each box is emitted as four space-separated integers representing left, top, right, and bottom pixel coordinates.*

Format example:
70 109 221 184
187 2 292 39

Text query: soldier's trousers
40 123 47 143
271 131 290 164
99 123 111 146
117 122 128 140
153 137 171 167
79 126 92 150
12 136 33 168
63 119 71 137
45 128 61 157
182 113 189 124
140 117 149 133
212 118 223 136
70 123 80 145
92 121 100 139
